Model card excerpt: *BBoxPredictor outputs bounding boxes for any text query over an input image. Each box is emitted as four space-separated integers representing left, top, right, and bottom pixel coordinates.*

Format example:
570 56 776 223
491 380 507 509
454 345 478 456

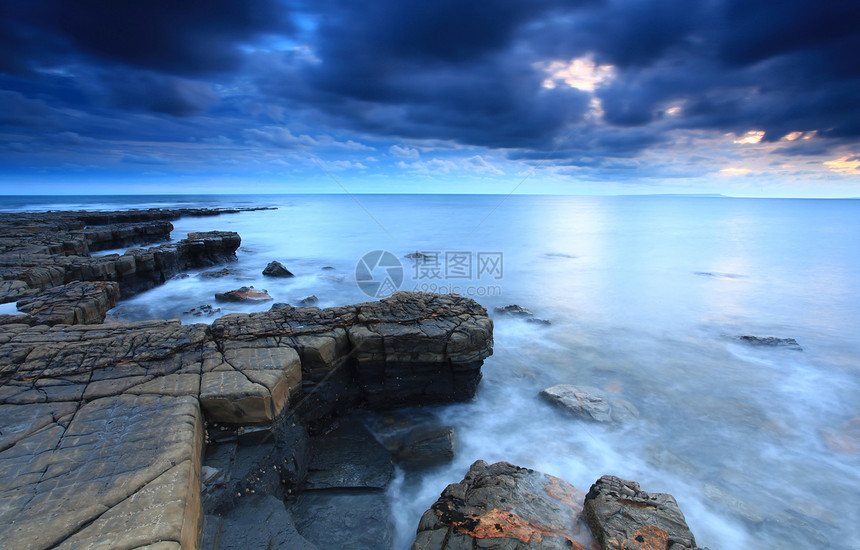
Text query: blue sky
1 0 859 197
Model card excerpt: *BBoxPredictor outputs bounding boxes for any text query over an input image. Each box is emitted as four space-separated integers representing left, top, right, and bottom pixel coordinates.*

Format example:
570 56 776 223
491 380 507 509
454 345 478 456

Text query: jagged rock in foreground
413 460 596 549
0 291 492 549
414 464 706 550
541 384 640 424
584 475 701 550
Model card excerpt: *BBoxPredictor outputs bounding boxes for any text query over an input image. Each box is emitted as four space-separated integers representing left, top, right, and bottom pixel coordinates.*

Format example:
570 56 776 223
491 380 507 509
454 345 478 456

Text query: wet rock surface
736 335 802 351
541 384 640 424
413 460 596 549
263 260 295 277
208 495 317 550
584 475 701 550
305 417 393 490
494 304 534 317
215 286 274 302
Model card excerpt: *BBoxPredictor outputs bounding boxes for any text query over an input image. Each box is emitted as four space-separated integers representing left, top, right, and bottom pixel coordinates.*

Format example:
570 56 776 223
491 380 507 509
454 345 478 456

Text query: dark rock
737 335 802 351
396 425 455 467
364 412 456 466
305 417 393 490
526 317 551 326
321 266 335 270
200 267 235 279
292 490 393 550
214 495 318 550
413 460 596 549
263 260 294 278
203 422 310 515
494 304 534 317
298 295 319 306
541 384 640 424
405 251 431 260
584 475 699 550
183 304 221 316
215 286 273 302
694 271 745 279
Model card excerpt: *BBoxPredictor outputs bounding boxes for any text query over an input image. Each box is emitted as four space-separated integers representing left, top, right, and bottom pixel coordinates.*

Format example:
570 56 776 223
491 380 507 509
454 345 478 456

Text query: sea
2 193 858 549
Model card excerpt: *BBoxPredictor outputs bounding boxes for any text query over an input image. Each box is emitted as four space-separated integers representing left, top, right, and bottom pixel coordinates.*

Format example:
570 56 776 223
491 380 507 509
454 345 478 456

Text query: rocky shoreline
0 208 708 549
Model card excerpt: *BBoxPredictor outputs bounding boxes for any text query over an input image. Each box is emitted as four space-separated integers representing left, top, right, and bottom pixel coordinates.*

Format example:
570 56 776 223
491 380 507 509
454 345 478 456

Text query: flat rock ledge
0 208 264 321
0 291 492 549
414 463 707 550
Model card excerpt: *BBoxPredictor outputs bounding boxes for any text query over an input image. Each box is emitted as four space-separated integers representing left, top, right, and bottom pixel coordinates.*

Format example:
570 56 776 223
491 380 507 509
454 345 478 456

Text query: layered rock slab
0 394 203 550
0 291 493 549
413 460 596 549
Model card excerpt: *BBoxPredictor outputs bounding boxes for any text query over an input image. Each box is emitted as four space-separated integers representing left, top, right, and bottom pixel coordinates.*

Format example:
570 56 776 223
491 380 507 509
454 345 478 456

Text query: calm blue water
3 194 858 549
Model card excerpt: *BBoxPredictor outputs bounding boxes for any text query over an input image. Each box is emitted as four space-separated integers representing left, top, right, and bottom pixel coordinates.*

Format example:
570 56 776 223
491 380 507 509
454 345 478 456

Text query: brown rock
413 460 596 549
215 286 273 302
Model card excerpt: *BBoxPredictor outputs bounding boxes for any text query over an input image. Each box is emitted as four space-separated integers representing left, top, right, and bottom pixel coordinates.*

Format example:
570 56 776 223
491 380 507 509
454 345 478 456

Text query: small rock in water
298 295 319 306
737 335 802 351
405 251 431 260
183 304 221 316
199 267 235 279
321 266 335 270
215 286 273 302
262 260 294 278
526 317 551 326
540 384 639 424
494 304 534 317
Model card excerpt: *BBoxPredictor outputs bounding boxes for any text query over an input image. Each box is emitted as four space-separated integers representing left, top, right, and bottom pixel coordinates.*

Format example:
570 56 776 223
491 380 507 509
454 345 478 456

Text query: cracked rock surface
0 292 493 549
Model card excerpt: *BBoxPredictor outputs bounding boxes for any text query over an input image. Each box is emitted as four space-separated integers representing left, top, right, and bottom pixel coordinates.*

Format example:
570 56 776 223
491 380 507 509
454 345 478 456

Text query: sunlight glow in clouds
824 155 860 175
720 167 752 175
538 57 615 92
733 131 765 144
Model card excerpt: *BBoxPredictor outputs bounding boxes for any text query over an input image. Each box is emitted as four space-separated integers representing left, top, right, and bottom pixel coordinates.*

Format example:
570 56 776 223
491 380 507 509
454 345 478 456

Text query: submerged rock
305 417 393 490
263 260 295 277
208 495 317 550
413 460 596 549
526 317 552 326
200 267 236 279
215 286 273 302
584 475 700 550
298 295 319 306
540 384 640 424
183 304 221 316
292 490 393 550
494 304 534 317
737 335 802 351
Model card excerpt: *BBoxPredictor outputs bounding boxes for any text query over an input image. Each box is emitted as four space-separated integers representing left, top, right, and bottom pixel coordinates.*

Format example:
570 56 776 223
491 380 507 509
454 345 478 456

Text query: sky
1 0 859 197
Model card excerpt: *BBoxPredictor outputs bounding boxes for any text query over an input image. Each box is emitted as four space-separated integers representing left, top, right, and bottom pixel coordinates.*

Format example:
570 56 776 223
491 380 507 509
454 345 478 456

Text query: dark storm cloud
2 0 292 76
1 0 859 176
89 70 219 117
